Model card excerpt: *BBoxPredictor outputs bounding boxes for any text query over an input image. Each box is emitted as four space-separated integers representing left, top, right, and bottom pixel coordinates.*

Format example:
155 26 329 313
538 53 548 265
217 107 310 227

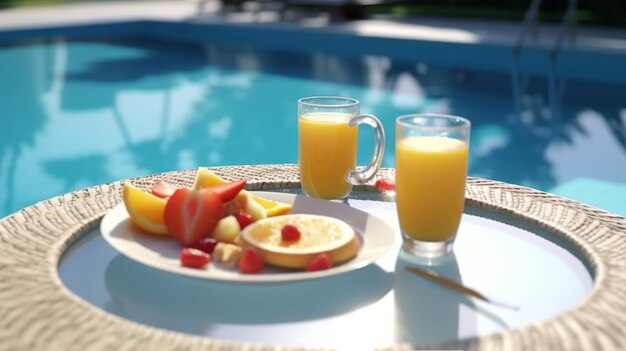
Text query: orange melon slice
122 182 168 236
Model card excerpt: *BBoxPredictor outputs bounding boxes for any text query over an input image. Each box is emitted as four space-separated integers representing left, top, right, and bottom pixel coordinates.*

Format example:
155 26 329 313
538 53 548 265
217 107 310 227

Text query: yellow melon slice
193 167 226 189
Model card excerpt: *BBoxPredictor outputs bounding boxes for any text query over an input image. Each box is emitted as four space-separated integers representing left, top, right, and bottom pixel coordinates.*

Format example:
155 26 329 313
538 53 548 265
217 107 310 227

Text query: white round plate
100 191 397 283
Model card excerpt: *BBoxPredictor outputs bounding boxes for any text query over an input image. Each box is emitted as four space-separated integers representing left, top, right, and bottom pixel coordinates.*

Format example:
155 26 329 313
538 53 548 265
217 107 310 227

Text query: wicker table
1 164 625 350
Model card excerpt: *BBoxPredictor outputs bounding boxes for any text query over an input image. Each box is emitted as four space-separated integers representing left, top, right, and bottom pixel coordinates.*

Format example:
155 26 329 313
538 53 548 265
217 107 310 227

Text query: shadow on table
104 255 393 334
394 251 510 345
394 251 466 344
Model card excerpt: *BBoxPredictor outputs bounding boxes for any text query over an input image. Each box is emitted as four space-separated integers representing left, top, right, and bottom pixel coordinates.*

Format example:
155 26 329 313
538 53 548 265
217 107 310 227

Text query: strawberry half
164 188 223 246
205 180 246 202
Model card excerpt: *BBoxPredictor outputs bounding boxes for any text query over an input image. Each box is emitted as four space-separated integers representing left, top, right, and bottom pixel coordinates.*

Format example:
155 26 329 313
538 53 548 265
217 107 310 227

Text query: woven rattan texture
1 165 625 351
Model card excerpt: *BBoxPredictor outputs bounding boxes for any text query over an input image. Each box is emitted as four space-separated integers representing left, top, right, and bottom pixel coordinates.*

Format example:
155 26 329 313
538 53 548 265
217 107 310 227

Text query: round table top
1 164 625 350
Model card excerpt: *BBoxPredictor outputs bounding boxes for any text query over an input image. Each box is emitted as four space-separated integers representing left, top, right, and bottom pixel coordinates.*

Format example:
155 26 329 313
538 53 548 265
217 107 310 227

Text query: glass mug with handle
298 96 385 201
395 113 471 258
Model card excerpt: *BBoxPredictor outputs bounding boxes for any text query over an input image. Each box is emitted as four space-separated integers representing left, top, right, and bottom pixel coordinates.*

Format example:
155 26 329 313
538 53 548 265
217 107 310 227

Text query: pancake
240 214 360 269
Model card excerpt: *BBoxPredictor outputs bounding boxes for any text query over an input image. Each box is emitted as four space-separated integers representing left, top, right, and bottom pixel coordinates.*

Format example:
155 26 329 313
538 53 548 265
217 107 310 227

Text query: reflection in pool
1 38 625 217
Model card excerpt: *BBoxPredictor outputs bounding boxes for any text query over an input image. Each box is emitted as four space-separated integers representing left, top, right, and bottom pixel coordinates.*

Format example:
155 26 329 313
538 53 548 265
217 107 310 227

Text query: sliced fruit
281 224 301 241
245 195 268 221
240 214 360 269
250 195 292 217
222 191 267 220
305 253 333 272
213 242 243 267
239 247 264 274
235 212 254 229
190 237 218 254
222 194 246 217
151 180 177 198
212 215 242 242
193 167 292 217
164 188 223 246
206 180 246 202
122 182 168 236
194 167 228 189
180 248 211 269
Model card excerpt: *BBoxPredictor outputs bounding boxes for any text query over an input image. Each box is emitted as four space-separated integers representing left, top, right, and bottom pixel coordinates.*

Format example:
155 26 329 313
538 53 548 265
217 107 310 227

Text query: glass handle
347 114 385 185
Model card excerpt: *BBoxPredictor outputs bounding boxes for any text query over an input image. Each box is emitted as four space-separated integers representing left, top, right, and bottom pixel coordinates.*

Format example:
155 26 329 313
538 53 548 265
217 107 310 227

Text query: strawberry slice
235 212 254 229
239 247 264 274
180 248 211 269
190 237 218 254
305 253 333 272
206 180 246 202
164 188 223 246
152 180 177 198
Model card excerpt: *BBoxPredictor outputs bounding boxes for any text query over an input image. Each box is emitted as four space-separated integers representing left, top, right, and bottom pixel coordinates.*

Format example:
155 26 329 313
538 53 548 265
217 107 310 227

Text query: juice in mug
298 96 386 201
396 136 468 242
298 112 358 199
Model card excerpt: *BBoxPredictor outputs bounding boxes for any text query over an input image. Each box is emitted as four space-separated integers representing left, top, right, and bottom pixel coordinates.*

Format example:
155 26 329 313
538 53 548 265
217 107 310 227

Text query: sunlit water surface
1 38 625 217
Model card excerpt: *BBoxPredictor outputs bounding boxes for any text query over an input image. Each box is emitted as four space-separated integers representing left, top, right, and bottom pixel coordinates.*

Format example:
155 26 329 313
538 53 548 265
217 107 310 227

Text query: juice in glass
396 136 468 242
298 112 358 199
395 113 470 258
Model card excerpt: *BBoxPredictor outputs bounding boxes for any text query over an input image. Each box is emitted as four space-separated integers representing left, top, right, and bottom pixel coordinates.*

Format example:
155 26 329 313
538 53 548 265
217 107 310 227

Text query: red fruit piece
239 248 264 274
164 188 223 246
281 224 301 241
305 253 333 272
190 237 218 254
180 248 211 269
235 212 254 229
375 178 396 192
206 180 246 202
152 180 177 198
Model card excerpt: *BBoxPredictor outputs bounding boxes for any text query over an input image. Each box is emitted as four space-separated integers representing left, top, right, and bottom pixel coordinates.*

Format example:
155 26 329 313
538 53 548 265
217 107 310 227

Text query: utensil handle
406 267 519 311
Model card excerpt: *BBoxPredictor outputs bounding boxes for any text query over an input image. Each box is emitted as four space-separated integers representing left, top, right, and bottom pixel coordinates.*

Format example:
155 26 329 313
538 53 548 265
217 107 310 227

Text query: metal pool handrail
550 0 578 63
511 0 578 128
512 0 543 61
547 0 578 128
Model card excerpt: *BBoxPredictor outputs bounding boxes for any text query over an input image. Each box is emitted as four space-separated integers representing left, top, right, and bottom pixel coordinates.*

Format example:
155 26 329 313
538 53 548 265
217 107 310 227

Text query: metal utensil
405 267 519 311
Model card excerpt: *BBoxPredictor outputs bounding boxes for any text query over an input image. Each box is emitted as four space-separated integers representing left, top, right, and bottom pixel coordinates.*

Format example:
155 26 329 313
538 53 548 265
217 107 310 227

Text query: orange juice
396 136 468 242
298 113 358 199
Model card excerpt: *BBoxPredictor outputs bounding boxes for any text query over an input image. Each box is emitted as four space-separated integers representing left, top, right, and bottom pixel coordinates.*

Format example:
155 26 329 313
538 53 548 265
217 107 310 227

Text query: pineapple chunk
213 242 243 267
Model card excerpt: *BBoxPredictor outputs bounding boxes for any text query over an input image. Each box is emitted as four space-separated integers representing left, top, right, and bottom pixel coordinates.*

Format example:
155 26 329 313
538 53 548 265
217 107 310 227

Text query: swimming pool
1 22 625 218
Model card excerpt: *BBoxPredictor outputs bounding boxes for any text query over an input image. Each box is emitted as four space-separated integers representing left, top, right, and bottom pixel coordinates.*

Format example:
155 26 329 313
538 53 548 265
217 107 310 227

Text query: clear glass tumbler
395 113 471 258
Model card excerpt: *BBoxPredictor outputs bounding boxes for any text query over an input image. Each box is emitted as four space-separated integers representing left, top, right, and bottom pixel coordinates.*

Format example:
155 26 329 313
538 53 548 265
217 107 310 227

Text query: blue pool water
1 37 625 218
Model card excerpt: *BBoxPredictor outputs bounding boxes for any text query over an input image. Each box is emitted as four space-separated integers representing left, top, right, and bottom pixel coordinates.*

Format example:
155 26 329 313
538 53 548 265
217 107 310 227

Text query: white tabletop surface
60 196 592 350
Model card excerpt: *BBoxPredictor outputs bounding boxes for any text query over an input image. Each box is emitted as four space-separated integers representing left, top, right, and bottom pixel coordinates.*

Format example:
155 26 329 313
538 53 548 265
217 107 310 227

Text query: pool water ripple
1 37 625 217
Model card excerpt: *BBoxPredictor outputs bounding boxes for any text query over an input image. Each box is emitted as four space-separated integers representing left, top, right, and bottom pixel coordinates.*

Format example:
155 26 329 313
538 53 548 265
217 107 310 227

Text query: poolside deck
1 0 625 55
